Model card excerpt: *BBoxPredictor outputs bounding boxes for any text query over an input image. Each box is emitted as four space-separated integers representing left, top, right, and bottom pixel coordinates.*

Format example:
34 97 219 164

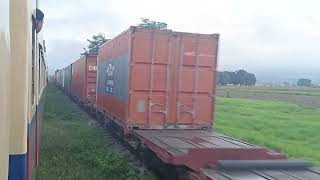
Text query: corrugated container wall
61 68 65 88
63 65 72 94
54 70 59 84
57 70 63 87
71 55 97 103
97 27 219 129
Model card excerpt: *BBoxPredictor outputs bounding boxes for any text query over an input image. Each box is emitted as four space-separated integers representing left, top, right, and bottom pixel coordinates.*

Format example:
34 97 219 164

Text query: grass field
216 86 320 107
36 85 138 180
38 84 320 179
217 86 320 96
215 96 320 166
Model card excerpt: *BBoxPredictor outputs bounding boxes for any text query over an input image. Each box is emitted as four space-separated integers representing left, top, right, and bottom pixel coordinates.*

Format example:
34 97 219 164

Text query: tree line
81 18 168 56
297 78 312 87
217 70 257 86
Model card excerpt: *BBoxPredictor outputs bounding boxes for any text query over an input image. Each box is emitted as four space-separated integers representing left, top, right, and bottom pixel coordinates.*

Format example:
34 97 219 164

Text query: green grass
217 86 320 96
36 85 136 180
38 84 320 179
215 97 320 166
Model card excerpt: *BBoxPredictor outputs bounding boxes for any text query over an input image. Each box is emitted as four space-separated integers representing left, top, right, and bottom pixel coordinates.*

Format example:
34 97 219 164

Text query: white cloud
41 0 320 83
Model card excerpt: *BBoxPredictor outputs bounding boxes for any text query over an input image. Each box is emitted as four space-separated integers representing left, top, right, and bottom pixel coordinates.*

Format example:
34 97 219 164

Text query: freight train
0 0 47 180
55 27 320 180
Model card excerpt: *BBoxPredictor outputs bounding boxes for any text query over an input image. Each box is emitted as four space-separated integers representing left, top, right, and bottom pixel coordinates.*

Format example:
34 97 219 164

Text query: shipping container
54 69 59 84
97 27 219 129
56 69 63 87
61 68 65 88
63 65 72 94
71 55 97 103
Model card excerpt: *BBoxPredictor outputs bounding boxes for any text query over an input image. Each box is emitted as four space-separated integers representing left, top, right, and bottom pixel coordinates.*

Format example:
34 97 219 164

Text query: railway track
62 88 320 180
76 97 159 180
75 95 194 180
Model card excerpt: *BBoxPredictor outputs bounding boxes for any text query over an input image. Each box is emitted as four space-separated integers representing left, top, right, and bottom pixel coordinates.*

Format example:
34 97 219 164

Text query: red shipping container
97 27 219 129
71 55 97 103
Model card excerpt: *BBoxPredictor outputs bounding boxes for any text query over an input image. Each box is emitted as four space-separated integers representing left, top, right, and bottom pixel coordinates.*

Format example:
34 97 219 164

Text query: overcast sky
41 0 320 84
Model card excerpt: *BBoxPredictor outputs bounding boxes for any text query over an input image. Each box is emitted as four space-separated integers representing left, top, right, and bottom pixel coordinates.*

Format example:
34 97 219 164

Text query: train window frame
31 14 36 105
38 44 43 94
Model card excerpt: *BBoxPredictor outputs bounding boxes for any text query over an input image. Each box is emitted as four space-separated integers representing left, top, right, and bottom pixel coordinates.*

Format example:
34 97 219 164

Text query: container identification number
88 65 97 71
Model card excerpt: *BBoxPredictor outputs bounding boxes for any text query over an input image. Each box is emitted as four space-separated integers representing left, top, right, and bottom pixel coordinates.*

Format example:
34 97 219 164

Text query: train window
31 9 45 105
31 14 36 105
38 45 43 93
31 54 35 105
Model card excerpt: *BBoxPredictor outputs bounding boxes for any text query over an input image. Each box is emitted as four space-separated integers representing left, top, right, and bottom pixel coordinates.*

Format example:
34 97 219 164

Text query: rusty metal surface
134 130 285 171
202 168 320 180
71 55 97 103
217 160 312 169
96 29 131 122
128 28 219 129
135 130 257 155
63 65 72 94
97 27 219 129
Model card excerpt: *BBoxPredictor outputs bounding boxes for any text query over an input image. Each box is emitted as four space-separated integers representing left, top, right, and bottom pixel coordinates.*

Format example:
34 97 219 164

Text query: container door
130 30 217 129
173 34 217 128
147 33 217 128
130 31 173 128
86 58 97 102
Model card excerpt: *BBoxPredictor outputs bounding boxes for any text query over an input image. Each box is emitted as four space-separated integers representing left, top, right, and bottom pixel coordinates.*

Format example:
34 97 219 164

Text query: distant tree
216 71 223 85
228 71 237 86
244 73 256 86
217 71 231 85
138 18 169 30
297 78 312 87
235 69 247 86
216 70 256 86
81 33 109 56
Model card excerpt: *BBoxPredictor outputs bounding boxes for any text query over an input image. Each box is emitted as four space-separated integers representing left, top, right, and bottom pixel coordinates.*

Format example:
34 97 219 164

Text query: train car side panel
64 65 72 94
9 0 38 179
1 1 46 179
97 29 130 122
97 56 129 121
0 0 11 178
71 56 86 100
35 35 47 167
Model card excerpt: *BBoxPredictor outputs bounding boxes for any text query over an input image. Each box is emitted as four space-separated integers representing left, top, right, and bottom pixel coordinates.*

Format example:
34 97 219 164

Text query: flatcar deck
133 130 286 172
199 160 320 179
202 166 320 180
